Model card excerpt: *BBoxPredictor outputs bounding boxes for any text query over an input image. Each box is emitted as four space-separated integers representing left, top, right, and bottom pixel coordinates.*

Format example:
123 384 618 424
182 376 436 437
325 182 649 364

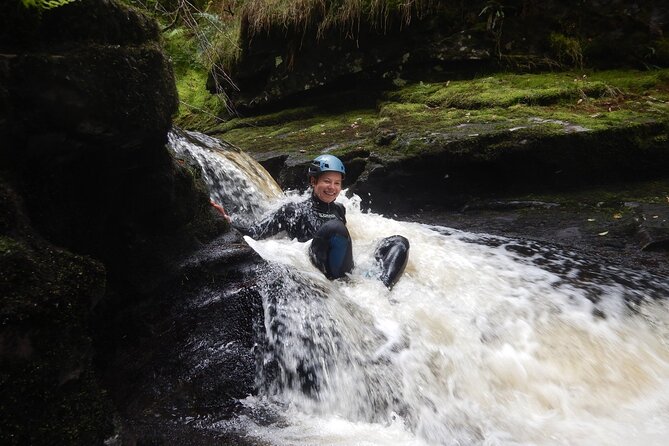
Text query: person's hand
210 200 231 223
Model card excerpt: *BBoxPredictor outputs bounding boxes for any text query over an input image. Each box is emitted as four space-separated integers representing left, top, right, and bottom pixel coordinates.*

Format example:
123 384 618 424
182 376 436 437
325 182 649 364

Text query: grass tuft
240 0 439 39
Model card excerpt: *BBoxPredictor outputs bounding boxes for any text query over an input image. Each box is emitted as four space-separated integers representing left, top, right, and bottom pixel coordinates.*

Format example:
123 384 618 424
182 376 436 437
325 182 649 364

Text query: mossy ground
215 107 380 159
211 68 669 161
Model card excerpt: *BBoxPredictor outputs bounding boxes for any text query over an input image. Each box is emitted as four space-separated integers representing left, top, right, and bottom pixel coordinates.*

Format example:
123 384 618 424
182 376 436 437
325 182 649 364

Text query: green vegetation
121 1 668 142
219 108 379 157
241 0 439 38
162 26 229 129
119 0 446 129
549 33 583 69
121 0 242 128
20 0 78 9
212 69 669 159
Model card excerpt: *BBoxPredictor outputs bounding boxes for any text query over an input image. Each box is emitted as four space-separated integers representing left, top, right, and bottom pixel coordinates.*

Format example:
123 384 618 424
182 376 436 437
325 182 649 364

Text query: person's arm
335 202 347 224
228 203 295 240
210 200 255 236
245 203 296 239
210 200 295 240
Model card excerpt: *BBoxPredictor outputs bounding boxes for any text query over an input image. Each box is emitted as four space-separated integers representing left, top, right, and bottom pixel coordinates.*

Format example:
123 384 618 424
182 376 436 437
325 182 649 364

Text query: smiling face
310 171 343 203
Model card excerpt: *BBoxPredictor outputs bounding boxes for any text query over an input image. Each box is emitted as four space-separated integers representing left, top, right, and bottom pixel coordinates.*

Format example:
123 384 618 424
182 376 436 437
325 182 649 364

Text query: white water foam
169 130 669 446
232 192 669 446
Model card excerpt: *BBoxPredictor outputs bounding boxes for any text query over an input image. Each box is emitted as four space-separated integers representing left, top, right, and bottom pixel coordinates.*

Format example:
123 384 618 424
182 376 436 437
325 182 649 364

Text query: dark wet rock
637 203 669 251
0 181 113 445
0 1 229 443
397 183 669 278
100 232 266 445
463 200 561 211
554 226 584 244
375 128 398 146
218 8 493 111
0 0 161 51
258 153 289 185
342 123 669 215
217 0 669 112
0 0 223 298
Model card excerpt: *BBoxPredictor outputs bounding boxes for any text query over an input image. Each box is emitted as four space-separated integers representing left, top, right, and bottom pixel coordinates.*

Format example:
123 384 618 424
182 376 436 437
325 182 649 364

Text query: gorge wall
217 0 669 112
0 1 230 443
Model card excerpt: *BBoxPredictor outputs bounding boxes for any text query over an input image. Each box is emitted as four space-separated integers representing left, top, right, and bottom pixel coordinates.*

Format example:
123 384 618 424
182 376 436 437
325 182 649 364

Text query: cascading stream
168 127 282 225
168 129 669 446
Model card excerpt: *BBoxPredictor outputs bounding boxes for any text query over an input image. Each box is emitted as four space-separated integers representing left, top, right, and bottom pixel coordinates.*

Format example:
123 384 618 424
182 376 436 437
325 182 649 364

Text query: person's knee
392 235 410 251
375 235 409 259
375 235 410 289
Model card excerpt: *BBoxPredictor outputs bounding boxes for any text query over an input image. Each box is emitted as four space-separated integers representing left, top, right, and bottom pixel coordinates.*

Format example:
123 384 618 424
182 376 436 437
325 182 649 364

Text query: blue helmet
308 154 346 179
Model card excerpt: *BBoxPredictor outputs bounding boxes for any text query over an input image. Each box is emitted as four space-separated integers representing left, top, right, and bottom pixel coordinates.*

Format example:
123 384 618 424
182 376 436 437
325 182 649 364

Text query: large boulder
0 180 113 445
0 0 224 296
0 1 227 443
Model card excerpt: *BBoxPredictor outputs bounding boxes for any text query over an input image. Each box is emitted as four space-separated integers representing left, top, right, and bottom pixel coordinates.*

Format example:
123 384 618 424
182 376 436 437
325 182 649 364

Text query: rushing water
168 129 669 446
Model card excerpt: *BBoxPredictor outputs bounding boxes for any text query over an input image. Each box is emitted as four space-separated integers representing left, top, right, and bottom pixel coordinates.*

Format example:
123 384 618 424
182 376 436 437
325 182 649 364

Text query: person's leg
309 219 354 279
374 235 410 289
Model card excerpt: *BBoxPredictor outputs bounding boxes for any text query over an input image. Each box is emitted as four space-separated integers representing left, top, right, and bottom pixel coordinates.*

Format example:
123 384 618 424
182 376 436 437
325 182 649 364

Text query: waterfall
168 129 669 446
168 127 282 226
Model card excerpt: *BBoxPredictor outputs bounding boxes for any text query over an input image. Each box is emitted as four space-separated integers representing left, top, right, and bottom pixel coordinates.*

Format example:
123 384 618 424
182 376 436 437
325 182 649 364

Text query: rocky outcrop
0 1 228 443
0 0 221 292
0 181 112 445
217 0 668 112
101 231 265 445
346 122 669 212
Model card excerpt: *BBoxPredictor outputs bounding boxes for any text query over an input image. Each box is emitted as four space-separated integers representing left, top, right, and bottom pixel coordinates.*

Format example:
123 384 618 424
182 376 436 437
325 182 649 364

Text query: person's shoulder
287 196 312 212
335 202 346 215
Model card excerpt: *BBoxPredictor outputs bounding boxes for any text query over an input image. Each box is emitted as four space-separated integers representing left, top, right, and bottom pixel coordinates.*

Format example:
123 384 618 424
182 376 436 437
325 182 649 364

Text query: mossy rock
0 181 113 445
213 69 669 195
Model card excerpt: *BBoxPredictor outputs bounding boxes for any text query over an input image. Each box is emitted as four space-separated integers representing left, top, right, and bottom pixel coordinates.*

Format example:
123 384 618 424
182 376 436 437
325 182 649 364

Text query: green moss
0 235 28 254
421 75 582 108
162 26 229 130
173 68 228 130
211 68 669 162
216 109 379 157
385 70 669 109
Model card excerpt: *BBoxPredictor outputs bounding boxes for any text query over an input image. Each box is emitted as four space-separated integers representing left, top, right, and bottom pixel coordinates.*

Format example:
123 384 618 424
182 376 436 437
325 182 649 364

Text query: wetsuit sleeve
235 203 295 240
335 202 347 224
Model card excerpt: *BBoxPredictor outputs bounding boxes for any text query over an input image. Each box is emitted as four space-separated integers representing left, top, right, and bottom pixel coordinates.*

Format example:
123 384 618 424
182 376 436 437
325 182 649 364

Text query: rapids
168 129 669 446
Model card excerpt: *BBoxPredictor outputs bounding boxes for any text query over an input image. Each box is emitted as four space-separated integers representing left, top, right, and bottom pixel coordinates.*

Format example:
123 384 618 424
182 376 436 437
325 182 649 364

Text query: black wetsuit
239 193 347 242
236 194 409 287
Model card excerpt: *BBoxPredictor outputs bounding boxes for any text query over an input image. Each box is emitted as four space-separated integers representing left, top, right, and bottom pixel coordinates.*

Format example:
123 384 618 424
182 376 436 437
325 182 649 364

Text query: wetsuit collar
311 192 335 212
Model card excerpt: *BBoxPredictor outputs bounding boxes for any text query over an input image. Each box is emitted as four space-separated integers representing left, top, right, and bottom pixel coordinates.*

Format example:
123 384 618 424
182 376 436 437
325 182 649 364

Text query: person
214 154 409 289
